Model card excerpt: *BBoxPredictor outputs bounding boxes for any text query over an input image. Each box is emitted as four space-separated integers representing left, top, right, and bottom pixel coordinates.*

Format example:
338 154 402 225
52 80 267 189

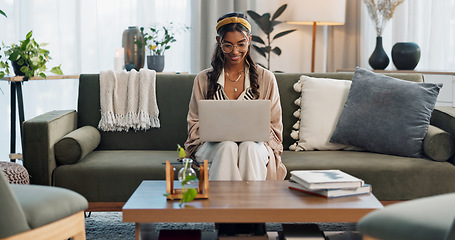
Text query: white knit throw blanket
98 69 160 132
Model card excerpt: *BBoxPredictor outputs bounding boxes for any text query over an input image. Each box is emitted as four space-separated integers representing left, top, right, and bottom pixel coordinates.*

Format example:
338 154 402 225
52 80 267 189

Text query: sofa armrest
22 110 77 185
430 106 455 163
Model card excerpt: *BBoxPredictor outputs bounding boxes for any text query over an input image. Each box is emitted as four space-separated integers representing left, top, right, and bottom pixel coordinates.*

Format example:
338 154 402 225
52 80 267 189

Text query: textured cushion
290 75 359 151
330 67 442 158
55 126 101 164
423 125 455 162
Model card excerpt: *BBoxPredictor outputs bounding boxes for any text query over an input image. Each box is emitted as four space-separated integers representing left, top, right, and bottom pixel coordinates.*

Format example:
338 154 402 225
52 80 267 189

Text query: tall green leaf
273 29 297 40
251 35 265 45
271 4 287 21
272 47 282 56
0 10 6 18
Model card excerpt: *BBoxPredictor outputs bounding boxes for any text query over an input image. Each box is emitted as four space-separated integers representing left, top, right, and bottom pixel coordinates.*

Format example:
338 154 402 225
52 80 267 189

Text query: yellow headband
216 17 251 34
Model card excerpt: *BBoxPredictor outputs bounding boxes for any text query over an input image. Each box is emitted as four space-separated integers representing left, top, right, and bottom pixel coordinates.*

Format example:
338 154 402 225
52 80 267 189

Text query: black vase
369 36 389 70
11 60 25 76
122 26 145 71
392 42 421 70
147 55 165 72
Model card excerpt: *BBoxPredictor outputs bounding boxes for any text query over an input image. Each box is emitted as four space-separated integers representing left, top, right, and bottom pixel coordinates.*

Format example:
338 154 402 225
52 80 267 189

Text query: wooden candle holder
165 159 209 200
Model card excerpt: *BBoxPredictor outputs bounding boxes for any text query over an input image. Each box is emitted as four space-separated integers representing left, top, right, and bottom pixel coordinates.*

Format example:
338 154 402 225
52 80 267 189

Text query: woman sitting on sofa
184 12 286 181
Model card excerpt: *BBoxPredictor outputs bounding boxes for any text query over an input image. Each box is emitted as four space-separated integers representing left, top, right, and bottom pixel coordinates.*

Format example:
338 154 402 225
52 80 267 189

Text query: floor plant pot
392 42 421 70
147 55 165 72
369 36 389 70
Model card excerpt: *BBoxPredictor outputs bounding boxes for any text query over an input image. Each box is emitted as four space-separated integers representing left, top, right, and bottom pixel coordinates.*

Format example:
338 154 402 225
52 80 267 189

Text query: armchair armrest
22 110 77 185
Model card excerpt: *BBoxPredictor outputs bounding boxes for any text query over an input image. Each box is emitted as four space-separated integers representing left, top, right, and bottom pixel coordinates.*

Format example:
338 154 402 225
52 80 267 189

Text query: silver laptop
198 100 271 142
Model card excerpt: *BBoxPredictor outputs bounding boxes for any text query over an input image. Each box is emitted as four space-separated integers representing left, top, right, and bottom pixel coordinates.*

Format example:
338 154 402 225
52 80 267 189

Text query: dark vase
11 60 25 76
369 36 389 70
147 55 165 72
392 42 421 70
122 26 145 71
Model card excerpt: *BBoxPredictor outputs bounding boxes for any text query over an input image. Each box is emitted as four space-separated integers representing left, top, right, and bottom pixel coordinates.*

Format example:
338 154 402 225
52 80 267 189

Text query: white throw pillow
290 75 360 151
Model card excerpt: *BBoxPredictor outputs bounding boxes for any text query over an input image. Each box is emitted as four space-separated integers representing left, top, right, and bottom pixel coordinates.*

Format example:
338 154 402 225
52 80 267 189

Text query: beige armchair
0 171 88 240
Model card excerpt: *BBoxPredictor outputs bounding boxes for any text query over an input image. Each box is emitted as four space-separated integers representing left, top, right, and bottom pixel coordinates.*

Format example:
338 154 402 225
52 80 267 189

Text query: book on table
289 181 372 198
289 170 364 190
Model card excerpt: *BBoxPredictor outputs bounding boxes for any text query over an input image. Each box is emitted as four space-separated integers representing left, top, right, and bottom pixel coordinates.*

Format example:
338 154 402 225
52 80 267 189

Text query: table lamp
286 0 346 72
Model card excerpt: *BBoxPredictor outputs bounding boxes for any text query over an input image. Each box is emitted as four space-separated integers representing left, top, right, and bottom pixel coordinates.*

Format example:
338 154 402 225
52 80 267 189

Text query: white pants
195 141 269 181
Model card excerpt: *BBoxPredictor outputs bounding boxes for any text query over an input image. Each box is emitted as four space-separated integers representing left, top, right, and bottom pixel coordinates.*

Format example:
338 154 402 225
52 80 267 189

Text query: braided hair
206 12 259 100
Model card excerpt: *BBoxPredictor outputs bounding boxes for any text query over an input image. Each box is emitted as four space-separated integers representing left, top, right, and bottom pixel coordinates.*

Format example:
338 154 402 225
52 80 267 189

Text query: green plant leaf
26 31 33 40
51 65 63 75
181 188 197 204
181 175 197 186
272 47 282 56
273 29 296 40
9 51 20 61
0 10 6 18
177 144 186 158
0 72 4 78
251 35 265 45
247 10 271 35
253 45 267 58
272 4 287 21
39 72 46 78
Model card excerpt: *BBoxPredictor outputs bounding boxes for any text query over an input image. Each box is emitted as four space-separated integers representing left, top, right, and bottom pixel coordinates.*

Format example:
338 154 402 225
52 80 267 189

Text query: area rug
85 212 361 240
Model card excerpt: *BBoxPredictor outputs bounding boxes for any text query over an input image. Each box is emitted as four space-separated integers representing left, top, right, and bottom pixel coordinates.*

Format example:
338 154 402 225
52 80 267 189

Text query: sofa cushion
423 125 455 162
290 75 359 151
330 67 442 158
54 150 176 202
54 126 101 164
11 184 87 229
281 150 455 201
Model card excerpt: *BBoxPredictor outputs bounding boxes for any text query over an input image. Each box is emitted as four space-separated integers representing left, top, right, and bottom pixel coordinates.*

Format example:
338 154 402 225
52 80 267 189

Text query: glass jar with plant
137 23 189 72
0 30 63 79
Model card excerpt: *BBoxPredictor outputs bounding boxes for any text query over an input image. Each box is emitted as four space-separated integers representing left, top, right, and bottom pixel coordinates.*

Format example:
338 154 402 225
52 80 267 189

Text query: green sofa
22 72 455 211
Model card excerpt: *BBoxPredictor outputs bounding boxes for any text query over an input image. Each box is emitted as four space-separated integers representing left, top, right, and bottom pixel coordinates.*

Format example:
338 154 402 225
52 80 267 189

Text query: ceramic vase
122 26 145 71
147 55 165 72
392 42 421 70
369 36 389 70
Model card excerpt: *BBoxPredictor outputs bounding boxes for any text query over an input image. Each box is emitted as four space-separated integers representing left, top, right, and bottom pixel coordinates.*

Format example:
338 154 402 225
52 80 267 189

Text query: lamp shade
286 0 346 25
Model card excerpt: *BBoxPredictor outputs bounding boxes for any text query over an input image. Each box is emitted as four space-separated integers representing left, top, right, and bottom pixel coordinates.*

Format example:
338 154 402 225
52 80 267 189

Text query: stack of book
289 170 371 198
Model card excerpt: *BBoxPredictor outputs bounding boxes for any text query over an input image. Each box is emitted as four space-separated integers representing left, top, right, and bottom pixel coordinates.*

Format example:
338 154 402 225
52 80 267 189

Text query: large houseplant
247 4 296 70
137 23 189 72
0 30 63 79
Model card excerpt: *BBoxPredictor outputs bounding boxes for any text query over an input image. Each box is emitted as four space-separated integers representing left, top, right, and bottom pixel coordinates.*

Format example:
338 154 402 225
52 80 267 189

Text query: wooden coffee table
123 180 383 239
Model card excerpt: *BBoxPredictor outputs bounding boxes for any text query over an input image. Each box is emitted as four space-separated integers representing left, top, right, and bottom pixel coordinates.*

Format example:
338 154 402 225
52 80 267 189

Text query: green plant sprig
0 30 63 79
247 4 296 70
137 23 189 56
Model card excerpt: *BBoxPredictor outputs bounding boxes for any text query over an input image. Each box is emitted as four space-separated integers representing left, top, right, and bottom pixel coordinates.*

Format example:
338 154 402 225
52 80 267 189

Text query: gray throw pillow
330 67 442 158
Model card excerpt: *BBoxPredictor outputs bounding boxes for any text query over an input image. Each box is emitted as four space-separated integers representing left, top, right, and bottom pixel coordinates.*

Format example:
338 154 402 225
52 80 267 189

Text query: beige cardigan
184 66 287 180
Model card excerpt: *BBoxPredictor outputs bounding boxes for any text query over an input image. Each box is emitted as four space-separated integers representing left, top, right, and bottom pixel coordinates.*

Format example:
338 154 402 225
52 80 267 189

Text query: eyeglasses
220 41 250 53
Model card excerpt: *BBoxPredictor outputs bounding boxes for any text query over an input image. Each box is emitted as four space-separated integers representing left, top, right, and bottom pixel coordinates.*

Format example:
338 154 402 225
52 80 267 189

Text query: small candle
114 48 124 71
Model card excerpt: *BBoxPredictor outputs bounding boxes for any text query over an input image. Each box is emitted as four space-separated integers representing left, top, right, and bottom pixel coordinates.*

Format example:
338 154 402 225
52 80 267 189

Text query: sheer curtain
0 0 191 159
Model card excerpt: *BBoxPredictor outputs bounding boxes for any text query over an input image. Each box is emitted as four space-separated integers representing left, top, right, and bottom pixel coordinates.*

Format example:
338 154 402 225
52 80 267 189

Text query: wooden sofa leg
363 235 380 240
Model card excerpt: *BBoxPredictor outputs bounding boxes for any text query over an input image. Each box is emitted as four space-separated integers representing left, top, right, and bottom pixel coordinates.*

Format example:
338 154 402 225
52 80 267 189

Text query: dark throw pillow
330 67 442 158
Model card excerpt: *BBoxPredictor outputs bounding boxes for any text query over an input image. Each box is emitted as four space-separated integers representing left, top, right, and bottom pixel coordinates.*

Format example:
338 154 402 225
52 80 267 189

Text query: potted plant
137 22 189 72
0 30 63 79
247 4 296 70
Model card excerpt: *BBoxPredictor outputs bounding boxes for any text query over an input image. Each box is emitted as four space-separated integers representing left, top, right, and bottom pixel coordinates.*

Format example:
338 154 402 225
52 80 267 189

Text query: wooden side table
1 75 80 161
